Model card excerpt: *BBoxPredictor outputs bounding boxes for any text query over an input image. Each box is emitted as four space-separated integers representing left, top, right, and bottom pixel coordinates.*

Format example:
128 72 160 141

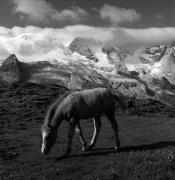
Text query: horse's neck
50 110 64 129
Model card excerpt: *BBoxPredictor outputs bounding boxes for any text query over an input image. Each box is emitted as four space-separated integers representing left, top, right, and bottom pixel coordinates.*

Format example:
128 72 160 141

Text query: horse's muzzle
41 144 49 155
41 149 48 154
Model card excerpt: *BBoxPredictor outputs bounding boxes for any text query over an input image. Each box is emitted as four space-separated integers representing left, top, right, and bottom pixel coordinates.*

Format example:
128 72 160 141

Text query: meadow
1 83 175 180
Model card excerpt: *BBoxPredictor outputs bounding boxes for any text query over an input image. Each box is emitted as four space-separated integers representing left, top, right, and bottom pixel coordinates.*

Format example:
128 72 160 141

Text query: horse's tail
110 89 127 113
113 94 127 113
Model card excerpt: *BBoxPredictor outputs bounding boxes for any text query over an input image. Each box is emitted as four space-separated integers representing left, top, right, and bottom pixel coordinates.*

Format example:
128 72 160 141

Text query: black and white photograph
1 0 175 179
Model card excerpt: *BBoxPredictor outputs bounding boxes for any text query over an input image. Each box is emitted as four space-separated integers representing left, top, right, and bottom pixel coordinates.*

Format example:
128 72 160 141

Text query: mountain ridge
0 39 174 105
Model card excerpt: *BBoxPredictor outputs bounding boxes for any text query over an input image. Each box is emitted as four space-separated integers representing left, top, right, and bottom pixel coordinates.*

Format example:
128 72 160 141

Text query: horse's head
41 124 57 154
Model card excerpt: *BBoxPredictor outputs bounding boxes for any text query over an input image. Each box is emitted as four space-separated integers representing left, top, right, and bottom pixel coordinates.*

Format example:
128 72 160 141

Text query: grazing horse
41 87 126 156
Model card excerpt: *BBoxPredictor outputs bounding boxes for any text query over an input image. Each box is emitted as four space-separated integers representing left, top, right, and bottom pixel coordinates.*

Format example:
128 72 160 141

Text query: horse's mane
41 91 73 130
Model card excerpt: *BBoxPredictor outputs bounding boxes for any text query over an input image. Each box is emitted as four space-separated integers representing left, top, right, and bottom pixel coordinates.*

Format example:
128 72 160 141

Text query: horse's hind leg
65 118 76 156
106 113 120 150
75 121 87 151
86 117 101 151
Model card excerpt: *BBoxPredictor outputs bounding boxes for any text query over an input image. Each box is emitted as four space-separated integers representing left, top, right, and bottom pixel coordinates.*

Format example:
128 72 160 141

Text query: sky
0 0 175 62
0 0 174 28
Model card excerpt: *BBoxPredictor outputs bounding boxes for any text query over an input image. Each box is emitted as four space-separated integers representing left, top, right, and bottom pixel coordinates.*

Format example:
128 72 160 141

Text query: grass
1 83 175 179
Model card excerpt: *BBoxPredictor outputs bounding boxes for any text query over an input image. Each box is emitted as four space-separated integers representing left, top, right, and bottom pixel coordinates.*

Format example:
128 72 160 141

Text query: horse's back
71 87 113 106
60 88 115 119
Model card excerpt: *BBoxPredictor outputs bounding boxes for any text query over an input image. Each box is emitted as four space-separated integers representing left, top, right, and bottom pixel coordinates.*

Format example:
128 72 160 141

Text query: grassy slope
1 83 175 180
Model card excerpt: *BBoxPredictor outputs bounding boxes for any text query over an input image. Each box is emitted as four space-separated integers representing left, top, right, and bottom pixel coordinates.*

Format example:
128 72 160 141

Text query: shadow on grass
55 141 175 161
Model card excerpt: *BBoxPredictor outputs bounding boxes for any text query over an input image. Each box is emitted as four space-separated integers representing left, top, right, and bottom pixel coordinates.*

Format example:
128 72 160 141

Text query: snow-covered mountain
133 42 175 92
0 38 174 103
68 37 99 63
140 44 167 64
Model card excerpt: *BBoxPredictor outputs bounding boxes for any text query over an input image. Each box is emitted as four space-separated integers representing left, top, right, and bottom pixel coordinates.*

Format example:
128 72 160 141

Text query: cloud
0 42 10 59
99 4 141 25
10 0 88 23
104 27 175 48
0 25 175 63
18 43 36 56
154 13 164 19
52 7 88 22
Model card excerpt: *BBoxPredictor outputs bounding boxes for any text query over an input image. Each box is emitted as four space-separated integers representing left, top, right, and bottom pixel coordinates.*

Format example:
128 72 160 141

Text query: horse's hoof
81 143 88 151
114 146 120 151
82 144 93 151
81 146 86 152
86 144 94 151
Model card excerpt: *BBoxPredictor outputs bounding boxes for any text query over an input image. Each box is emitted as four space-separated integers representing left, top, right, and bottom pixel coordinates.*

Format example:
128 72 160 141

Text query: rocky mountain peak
168 42 175 58
140 44 167 64
69 37 90 50
2 54 20 67
102 46 131 61
0 54 30 84
68 37 99 63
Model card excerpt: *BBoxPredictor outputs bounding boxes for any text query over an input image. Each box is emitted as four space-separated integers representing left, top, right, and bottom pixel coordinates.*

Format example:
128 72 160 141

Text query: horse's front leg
75 121 87 151
64 118 76 157
86 117 101 151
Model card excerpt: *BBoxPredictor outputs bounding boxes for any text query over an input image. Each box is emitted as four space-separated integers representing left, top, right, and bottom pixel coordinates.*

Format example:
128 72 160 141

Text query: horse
41 87 126 157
